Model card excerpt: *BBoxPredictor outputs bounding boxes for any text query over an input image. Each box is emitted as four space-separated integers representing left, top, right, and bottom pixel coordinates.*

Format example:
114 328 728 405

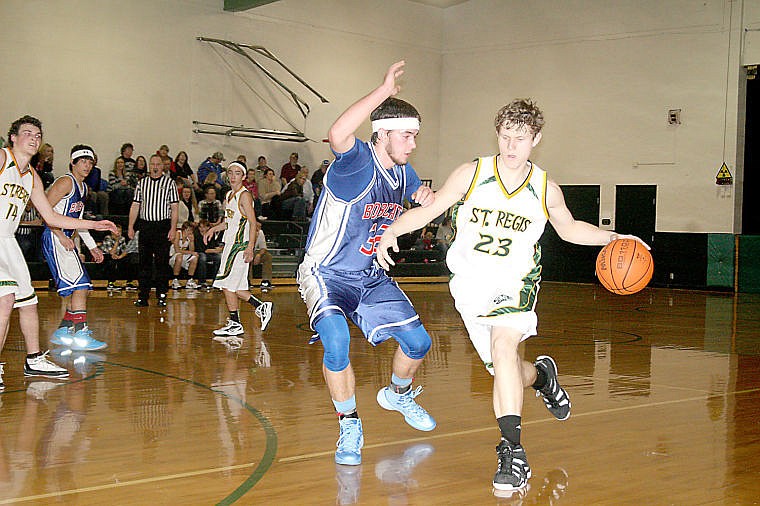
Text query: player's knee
315 315 351 372
396 325 431 359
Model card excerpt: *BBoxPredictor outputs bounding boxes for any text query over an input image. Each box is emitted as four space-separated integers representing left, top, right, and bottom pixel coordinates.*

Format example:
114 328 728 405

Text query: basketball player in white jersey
43 145 108 351
204 162 273 341
377 100 648 492
0 116 116 390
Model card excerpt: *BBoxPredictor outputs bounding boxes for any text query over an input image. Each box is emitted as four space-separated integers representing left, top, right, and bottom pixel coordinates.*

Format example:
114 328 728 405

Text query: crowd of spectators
16 142 326 289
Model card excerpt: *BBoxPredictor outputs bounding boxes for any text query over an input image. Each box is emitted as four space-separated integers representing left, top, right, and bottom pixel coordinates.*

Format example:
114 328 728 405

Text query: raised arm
328 61 406 154
376 161 475 269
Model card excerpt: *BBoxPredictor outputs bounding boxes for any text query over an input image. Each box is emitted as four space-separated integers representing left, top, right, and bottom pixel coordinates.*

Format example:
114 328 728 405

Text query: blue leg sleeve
315 314 352 372
394 325 432 360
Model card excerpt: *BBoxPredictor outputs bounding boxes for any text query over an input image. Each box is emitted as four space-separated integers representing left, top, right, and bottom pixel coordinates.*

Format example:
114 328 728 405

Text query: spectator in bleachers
170 221 200 290
311 159 329 204
250 227 273 291
194 219 223 288
280 171 309 220
197 151 225 193
198 185 223 226
170 150 200 194
280 152 301 186
100 223 130 290
435 216 453 254
121 143 136 172
236 154 248 169
300 167 314 216
255 155 271 184
108 156 134 215
133 155 148 179
177 185 198 227
157 144 172 172
30 142 55 189
84 153 109 216
16 201 43 261
243 167 263 218
259 168 281 219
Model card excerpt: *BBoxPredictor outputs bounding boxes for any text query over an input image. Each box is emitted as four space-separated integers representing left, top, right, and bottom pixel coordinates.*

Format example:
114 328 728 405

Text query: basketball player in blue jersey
43 145 108 351
377 99 649 492
297 61 435 466
0 116 116 390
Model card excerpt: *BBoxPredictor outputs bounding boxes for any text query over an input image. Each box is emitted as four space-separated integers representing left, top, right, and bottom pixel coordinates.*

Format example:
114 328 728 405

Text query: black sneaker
157 294 167 307
534 355 571 421
134 299 149 307
260 280 274 291
493 439 530 491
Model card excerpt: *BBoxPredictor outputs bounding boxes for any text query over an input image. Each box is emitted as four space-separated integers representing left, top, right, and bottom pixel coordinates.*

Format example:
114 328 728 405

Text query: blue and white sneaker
335 417 363 466
69 327 108 351
50 327 72 346
376 386 436 431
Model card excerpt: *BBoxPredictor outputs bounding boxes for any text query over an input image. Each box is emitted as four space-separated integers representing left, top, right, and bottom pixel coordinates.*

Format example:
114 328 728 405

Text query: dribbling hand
611 233 651 250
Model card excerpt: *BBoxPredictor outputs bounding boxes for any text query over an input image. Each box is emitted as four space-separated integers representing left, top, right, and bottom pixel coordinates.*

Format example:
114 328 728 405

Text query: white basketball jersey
222 187 250 245
447 156 549 281
0 148 34 237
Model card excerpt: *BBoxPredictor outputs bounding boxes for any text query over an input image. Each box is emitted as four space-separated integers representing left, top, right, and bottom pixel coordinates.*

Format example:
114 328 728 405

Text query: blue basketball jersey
47 173 87 238
41 173 92 296
302 139 421 272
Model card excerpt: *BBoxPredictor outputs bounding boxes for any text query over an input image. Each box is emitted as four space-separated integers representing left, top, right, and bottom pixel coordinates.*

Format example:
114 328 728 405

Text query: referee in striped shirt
128 154 179 307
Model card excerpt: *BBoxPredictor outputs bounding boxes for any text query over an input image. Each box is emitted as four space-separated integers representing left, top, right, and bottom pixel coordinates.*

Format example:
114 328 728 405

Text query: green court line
104 361 278 505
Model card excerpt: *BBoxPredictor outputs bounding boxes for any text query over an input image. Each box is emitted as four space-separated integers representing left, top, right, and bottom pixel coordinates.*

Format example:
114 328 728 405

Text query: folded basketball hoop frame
195 36 329 142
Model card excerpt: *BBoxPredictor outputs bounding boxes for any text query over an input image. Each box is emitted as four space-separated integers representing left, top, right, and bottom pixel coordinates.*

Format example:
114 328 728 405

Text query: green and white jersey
0 148 34 238
221 186 250 246
447 155 548 319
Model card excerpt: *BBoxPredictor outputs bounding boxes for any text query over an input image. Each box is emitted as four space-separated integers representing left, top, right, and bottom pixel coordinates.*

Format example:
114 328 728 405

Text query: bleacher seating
23 216 450 282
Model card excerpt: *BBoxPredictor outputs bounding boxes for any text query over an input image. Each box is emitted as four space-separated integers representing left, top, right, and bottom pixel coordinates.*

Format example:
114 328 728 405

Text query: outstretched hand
376 228 399 271
384 60 405 96
93 220 118 234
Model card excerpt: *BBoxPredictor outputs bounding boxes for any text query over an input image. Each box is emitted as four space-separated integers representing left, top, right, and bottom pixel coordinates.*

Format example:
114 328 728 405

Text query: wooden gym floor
0 281 759 505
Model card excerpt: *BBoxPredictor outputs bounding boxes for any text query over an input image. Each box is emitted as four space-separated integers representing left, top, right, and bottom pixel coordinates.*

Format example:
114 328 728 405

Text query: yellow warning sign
716 163 733 185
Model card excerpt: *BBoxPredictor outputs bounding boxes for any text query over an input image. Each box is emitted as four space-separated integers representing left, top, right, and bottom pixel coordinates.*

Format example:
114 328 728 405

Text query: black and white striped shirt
133 173 178 221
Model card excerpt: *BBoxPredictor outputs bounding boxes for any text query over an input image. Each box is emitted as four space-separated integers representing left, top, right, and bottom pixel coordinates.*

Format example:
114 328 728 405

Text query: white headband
71 149 94 160
227 161 246 172
371 117 420 133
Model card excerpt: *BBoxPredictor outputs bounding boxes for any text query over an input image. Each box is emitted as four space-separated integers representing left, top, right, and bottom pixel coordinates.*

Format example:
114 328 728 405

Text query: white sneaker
171 279 182 290
256 301 274 331
24 351 69 379
213 319 244 336
0 362 5 390
213 335 244 350
186 279 200 289
26 381 62 400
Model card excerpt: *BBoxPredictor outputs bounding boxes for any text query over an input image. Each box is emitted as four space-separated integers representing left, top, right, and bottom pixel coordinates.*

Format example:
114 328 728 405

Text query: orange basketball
595 238 653 295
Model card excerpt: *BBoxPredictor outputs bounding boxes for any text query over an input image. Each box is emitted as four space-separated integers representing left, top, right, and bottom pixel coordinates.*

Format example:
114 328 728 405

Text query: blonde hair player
204 161 273 344
377 99 648 492
0 116 116 390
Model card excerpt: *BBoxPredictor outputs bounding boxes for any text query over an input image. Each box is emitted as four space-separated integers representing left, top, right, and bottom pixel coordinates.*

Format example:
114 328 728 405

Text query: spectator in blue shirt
197 151 226 195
